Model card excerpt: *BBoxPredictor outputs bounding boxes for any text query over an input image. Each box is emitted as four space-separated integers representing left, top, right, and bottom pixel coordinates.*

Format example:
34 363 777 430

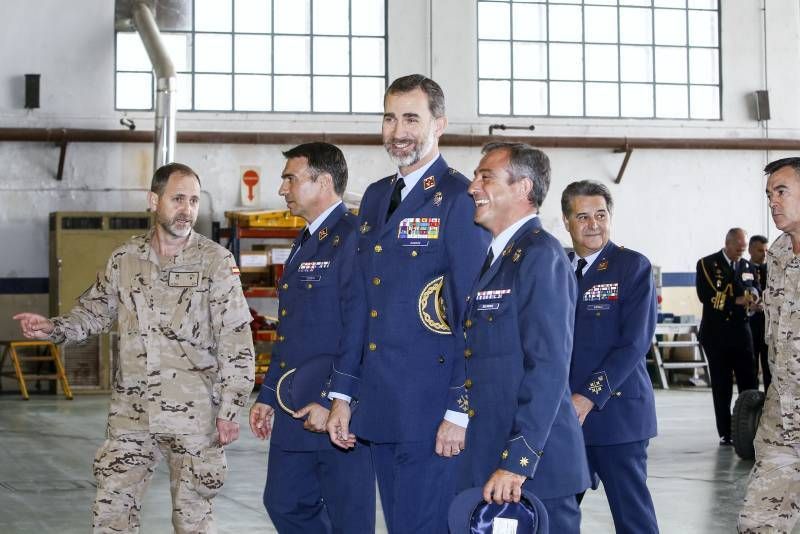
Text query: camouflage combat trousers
91 428 227 534
738 390 800 533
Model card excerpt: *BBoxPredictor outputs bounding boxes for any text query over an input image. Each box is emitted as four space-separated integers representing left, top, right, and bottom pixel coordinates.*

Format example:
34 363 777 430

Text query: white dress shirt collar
571 247 604 276
487 213 539 266
306 200 343 236
396 153 440 200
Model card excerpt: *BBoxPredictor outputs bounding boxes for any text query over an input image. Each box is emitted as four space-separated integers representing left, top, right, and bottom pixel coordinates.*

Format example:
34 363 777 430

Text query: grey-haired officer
249 142 374 533
14 163 255 533
457 143 589 533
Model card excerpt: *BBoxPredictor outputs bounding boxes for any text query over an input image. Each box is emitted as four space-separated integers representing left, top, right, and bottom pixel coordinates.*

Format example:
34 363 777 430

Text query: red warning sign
241 167 261 206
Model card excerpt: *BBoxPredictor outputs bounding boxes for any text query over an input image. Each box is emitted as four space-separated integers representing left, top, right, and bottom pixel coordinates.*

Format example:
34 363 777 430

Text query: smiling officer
456 143 590 533
562 180 659 534
325 75 489 534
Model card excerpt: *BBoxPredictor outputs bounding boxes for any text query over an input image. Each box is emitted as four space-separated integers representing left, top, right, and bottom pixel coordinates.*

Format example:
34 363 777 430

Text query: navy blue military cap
448 486 549 534
275 356 333 416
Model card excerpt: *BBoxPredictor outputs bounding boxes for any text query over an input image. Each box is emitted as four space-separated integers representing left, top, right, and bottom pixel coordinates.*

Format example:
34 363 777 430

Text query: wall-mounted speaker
754 90 770 121
25 74 40 109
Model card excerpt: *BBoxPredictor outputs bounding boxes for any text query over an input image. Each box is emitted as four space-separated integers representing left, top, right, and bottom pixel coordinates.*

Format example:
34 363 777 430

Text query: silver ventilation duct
117 0 189 173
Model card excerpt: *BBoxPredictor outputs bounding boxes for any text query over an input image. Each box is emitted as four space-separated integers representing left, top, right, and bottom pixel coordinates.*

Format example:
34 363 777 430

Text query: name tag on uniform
476 289 511 301
398 217 440 246
477 303 500 311
586 303 611 311
168 271 199 287
298 261 330 273
583 283 619 302
742 272 754 281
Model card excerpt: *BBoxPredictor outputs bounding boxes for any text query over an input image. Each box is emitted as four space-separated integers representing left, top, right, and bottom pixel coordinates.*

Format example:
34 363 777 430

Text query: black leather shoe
719 436 733 446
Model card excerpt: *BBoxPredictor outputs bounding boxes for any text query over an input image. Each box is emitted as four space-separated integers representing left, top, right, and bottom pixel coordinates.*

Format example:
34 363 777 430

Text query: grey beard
384 128 436 169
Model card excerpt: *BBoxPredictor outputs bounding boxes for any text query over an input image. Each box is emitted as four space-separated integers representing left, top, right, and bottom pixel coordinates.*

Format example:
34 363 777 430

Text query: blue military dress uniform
330 156 490 534
256 203 375 534
457 217 590 534
570 241 659 534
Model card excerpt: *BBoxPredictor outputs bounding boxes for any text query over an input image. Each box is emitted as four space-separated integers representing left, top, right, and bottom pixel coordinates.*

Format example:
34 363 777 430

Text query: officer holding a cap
249 142 375 533
456 142 590 533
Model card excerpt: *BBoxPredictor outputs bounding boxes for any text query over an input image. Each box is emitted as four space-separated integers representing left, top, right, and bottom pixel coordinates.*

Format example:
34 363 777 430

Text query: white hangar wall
0 0 798 319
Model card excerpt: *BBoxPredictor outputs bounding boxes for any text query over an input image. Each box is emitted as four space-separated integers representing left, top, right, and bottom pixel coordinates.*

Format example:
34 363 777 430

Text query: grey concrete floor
0 388 792 533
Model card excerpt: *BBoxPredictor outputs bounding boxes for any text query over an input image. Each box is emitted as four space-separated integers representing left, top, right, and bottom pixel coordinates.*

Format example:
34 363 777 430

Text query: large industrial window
477 0 720 119
116 0 387 113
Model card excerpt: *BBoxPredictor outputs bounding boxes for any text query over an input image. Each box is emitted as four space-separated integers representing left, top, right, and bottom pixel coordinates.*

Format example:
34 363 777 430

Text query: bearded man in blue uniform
249 142 374 533
562 180 659 534
326 75 489 533
456 142 590 533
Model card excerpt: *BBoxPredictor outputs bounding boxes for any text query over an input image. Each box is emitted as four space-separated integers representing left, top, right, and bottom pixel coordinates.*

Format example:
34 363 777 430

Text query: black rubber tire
732 389 766 460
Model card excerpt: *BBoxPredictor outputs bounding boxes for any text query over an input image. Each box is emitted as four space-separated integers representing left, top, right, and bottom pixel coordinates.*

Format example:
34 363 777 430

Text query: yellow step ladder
0 341 73 400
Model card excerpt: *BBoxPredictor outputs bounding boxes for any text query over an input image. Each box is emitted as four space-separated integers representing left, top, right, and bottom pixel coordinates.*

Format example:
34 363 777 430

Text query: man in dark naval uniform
456 142 590 533
696 228 761 445
748 234 770 391
562 180 659 534
249 143 375 533
325 75 489 533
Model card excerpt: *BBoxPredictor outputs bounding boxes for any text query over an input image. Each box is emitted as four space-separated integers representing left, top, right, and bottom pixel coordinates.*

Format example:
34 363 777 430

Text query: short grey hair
481 142 551 208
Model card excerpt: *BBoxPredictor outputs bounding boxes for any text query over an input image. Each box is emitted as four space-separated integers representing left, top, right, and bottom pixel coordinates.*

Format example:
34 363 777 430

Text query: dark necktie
480 248 494 277
575 258 588 280
288 228 311 265
386 177 405 221
731 260 736 274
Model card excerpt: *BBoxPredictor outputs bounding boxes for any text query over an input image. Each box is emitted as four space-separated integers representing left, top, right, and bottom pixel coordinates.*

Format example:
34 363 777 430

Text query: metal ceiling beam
2 128 797 182
2 127 798 150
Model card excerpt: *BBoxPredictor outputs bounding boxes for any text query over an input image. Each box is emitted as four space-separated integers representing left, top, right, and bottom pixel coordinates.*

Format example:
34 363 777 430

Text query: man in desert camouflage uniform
14 162 254 534
739 157 800 533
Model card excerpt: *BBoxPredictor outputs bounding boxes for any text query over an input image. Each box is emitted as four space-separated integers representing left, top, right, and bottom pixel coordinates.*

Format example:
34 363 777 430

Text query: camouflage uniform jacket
764 232 800 443
50 229 255 435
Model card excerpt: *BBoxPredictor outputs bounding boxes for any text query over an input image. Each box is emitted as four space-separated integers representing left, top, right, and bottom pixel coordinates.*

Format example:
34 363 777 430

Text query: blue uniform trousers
371 440 457 534
264 445 375 534
540 495 581 534
586 440 658 534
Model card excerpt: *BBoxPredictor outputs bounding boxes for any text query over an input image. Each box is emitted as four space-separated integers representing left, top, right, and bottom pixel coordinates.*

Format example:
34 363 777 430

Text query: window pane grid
116 0 386 113
478 0 720 119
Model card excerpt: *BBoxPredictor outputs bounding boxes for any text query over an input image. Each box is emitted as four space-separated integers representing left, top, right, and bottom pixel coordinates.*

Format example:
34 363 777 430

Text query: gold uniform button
279 361 286 369
468 409 475 418
464 348 472 358
374 244 383 253
465 378 473 389
307 283 313 289
464 319 473 328
370 310 379 318
369 342 377 351
281 309 287 317
487 315 494 322
372 277 381 286
279 335 285 342
411 250 418 257
282 283 289 290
